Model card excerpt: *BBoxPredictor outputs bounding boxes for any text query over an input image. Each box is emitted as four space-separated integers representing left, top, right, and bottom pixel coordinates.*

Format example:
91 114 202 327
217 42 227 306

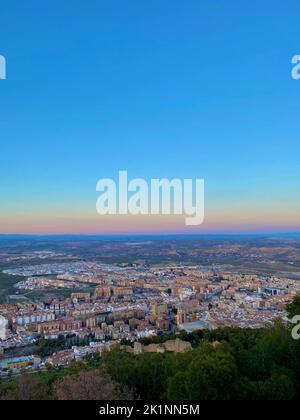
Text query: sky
0 0 299 235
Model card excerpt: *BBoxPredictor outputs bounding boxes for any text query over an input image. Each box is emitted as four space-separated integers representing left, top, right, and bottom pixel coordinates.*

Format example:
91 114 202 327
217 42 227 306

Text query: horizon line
1 231 300 238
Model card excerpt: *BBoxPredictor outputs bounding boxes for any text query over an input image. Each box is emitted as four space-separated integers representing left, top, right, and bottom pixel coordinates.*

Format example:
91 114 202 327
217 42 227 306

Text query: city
0 235 299 376
1 0 300 404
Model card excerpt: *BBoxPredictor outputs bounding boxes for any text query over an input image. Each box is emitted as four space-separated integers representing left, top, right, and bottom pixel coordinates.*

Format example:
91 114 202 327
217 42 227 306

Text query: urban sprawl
1 257 299 375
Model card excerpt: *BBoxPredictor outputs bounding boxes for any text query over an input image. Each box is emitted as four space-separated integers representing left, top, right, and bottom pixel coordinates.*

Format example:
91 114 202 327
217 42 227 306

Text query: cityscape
0 235 299 386
1 0 300 404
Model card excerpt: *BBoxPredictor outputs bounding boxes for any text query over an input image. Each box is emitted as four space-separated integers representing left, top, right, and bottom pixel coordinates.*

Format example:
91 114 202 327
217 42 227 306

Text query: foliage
286 294 300 319
53 370 134 400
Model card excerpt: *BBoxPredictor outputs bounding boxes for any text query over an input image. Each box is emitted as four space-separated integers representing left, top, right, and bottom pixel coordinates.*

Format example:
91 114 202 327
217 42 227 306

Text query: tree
4 373 48 400
167 344 240 400
286 295 300 319
187 351 239 400
166 372 188 399
53 370 134 400
261 372 296 400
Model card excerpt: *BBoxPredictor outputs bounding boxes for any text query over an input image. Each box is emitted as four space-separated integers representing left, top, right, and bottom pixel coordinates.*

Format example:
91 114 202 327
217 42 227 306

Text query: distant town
0 235 300 376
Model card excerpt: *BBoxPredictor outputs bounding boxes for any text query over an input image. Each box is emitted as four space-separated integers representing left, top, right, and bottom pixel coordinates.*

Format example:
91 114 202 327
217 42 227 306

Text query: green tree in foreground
286 294 300 318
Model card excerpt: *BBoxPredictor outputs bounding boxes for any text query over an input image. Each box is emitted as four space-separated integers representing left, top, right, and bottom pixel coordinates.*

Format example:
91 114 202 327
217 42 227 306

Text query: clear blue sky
0 1 299 233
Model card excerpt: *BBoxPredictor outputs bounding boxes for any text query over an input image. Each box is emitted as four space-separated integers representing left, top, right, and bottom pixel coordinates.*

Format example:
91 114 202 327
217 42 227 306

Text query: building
127 339 192 355
151 303 168 317
178 319 212 332
259 287 285 297
0 356 34 371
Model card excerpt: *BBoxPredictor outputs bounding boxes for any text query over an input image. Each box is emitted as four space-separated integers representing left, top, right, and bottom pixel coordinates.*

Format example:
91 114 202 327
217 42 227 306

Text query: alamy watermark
0 54 6 80
96 171 205 226
291 55 300 80
0 315 7 340
291 315 300 340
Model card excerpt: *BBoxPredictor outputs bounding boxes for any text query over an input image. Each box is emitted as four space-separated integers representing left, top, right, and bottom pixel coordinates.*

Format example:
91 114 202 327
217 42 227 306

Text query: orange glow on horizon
0 205 299 235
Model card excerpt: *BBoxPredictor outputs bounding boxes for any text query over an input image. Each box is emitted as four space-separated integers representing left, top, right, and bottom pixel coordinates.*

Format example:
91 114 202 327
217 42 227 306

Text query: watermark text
292 55 300 80
0 55 6 80
96 171 205 226
291 315 300 340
